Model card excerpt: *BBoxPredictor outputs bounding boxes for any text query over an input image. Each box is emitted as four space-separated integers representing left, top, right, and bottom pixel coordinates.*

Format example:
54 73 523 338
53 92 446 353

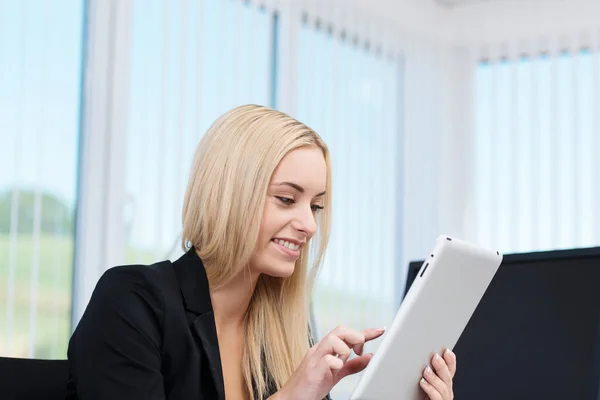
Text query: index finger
315 326 370 358
352 327 385 356
362 327 386 342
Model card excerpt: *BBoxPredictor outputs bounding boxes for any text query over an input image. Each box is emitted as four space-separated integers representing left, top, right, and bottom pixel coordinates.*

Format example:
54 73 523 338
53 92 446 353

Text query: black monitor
404 247 600 400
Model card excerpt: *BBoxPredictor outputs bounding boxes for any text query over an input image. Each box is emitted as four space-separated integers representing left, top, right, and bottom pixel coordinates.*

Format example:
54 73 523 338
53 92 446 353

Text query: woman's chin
260 262 296 278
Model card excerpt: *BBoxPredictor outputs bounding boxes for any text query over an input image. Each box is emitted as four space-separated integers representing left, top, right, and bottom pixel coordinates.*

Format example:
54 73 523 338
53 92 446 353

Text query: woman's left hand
419 348 457 400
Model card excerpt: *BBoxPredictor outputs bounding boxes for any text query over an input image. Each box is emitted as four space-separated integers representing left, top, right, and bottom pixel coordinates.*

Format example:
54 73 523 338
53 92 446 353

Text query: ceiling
433 0 561 7
434 0 507 5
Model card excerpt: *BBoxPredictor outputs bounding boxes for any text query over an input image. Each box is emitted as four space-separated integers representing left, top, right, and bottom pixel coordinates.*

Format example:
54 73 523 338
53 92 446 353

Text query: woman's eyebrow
273 181 326 197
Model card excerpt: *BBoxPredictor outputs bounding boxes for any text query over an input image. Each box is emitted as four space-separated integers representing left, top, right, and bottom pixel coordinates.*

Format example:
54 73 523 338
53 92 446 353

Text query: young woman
66 105 456 400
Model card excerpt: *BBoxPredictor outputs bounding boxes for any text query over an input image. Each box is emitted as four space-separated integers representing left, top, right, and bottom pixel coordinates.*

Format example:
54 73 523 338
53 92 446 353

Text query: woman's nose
292 205 317 236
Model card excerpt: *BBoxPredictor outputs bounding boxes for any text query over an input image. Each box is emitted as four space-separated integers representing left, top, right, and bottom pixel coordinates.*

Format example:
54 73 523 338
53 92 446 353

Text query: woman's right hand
274 326 386 400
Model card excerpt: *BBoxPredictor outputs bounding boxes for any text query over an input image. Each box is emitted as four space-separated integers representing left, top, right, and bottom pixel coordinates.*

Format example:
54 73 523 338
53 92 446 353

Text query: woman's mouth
271 238 301 258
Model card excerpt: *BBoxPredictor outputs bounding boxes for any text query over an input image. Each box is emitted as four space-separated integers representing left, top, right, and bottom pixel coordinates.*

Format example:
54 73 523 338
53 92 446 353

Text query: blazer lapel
192 313 225 398
173 249 225 400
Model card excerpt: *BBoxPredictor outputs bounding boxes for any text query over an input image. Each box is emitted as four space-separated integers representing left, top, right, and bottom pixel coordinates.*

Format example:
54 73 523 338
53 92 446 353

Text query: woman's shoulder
72 260 183 344
98 260 172 288
89 260 179 310
100 260 174 284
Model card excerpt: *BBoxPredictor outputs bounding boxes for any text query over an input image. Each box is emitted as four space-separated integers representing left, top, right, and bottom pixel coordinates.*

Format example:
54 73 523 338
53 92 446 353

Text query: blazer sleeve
67 266 165 400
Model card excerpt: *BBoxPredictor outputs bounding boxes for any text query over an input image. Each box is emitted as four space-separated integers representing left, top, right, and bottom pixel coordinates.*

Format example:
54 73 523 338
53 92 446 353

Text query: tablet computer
350 235 503 400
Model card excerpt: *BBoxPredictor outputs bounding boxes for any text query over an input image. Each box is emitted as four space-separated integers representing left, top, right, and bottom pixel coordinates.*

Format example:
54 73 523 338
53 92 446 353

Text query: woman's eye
311 204 324 212
277 197 294 205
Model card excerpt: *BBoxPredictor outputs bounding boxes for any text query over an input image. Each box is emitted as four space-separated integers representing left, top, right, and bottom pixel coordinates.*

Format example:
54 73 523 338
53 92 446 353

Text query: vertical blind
0 0 84 358
125 0 275 263
297 18 402 399
473 49 600 254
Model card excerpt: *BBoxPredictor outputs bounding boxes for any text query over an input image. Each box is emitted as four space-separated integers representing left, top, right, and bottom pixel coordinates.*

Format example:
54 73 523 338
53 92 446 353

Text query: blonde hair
181 104 332 398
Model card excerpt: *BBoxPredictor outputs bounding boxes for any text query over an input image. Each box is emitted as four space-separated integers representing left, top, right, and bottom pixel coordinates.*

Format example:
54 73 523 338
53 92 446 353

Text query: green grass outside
0 234 73 358
0 234 157 359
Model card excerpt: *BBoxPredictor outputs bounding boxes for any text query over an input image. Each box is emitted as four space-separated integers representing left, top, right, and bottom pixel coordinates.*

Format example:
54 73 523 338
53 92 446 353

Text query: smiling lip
271 238 303 258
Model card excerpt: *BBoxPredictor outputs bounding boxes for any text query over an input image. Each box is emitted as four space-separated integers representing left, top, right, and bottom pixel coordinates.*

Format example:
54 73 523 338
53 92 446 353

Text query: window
0 0 85 358
298 22 402 398
473 51 600 254
124 0 275 263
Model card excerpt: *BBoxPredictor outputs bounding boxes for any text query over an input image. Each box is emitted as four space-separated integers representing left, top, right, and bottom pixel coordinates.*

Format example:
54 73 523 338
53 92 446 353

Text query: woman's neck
209 267 260 330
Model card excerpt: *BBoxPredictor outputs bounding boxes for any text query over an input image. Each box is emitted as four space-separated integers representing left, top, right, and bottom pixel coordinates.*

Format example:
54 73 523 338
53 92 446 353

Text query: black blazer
67 249 275 400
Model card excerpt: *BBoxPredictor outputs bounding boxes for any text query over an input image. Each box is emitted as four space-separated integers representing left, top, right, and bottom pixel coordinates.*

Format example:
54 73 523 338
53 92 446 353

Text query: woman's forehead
270 147 327 193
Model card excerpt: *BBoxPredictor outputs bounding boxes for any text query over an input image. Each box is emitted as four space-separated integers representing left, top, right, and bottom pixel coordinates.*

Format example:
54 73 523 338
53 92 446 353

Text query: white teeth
274 239 299 251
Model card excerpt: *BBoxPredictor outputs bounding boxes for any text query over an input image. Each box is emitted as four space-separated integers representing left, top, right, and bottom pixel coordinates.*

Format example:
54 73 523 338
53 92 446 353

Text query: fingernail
420 378 427 385
445 349 454 357
376 326 386 332
435 353 442 361
425 366 433 374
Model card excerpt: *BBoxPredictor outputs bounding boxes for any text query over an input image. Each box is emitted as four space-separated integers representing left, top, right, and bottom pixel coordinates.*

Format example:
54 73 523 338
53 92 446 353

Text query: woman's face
249 145 327 278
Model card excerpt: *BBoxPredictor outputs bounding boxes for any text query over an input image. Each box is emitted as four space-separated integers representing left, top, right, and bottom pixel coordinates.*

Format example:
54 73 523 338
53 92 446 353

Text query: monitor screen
404 247 600 400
